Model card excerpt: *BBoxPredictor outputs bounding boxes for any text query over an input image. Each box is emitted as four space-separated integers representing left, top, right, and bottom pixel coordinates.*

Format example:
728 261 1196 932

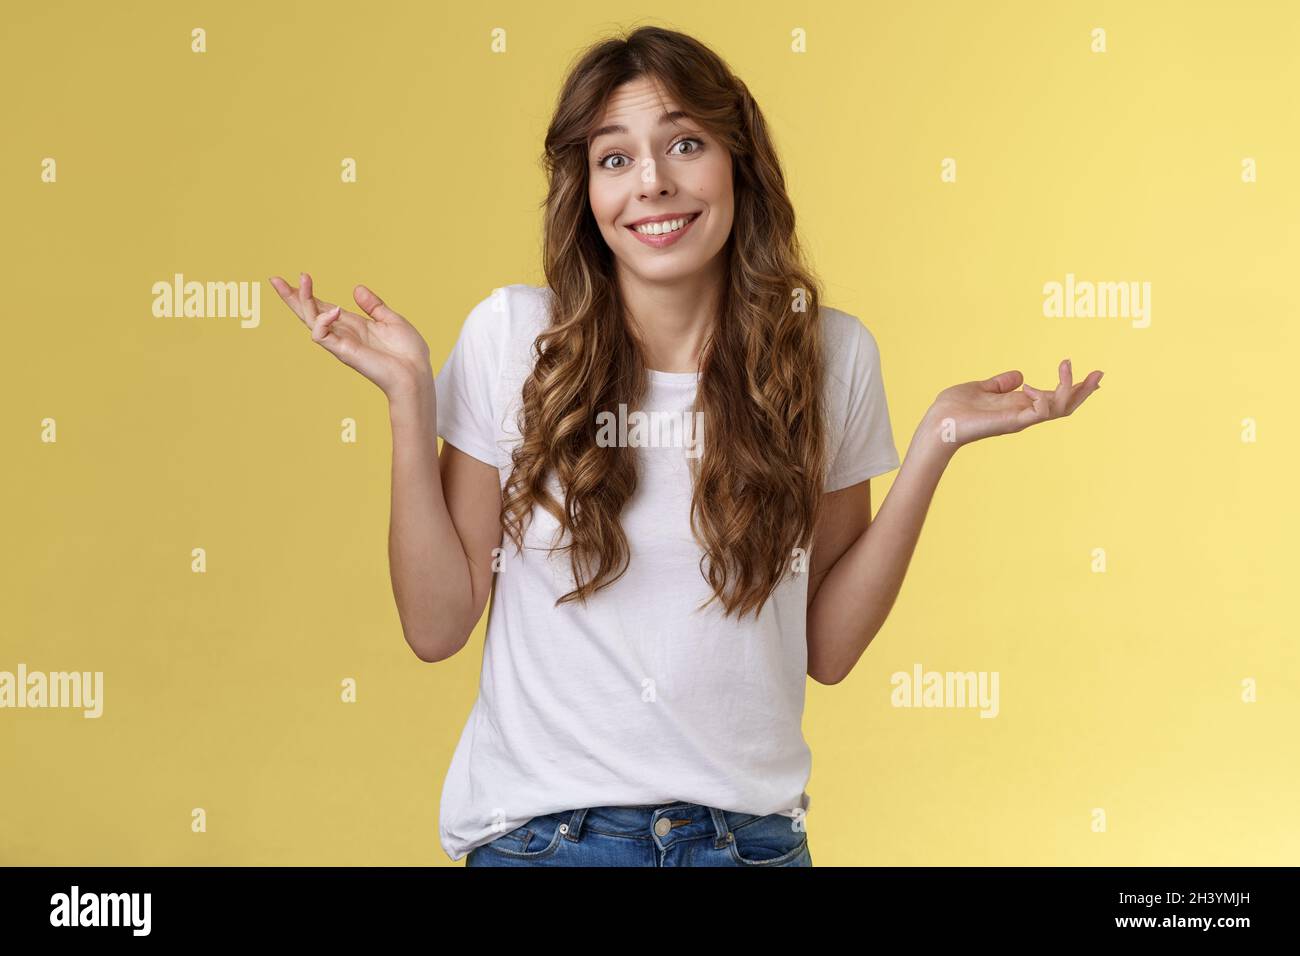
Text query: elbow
807 649 848 685
807 628 879 685
806 628 850 684
393 570 489 663
410 642 449 664
404 620 474 664
809 664 847 686
409 638 462 664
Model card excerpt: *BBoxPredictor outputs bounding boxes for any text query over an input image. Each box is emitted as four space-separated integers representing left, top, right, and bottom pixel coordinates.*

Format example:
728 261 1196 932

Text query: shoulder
454 284 553 417
462 282 552 345
819 303 884 392
451 284 554 390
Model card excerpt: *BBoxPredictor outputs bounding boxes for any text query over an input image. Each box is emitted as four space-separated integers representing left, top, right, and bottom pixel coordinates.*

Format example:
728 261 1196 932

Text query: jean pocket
726 812 808 866
480 813 567 860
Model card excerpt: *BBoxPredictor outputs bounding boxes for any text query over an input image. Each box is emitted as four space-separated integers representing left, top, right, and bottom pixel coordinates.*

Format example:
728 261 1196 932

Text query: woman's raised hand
919 359 1104 458
269 272 433 398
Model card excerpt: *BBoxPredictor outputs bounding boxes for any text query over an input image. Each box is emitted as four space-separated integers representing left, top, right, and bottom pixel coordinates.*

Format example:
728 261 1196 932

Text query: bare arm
387 379 502 662
806 360 1104 684
270 273 503 663
805 431 949 685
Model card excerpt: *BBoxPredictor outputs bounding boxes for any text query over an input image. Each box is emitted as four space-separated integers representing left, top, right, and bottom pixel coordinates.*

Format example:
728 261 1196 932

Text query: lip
625 211 701 248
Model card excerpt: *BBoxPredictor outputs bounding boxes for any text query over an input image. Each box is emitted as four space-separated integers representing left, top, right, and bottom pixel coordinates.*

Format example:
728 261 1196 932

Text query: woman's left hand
919 359 1103 458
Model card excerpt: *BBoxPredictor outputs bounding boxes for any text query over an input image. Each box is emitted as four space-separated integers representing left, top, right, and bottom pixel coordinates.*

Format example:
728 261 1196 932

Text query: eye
595 136 705 170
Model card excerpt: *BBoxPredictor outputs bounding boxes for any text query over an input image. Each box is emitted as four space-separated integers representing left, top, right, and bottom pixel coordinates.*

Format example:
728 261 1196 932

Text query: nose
637 157 675 199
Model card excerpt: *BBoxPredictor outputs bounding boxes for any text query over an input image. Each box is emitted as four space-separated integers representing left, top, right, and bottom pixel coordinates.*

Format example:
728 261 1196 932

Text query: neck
617 255 725 373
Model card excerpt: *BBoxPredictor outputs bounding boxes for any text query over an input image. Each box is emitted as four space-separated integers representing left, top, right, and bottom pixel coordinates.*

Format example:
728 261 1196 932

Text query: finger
273 276 368 340
354 284 403 323
299 272 320 322
302 294 369 336
1021 383 1053 420
283 285 365 325
1063 370 1103 415
317 298 370 325
323 319 367 370
269 276 311 327
307 293 340 313
1051 359 1074 416
328 311 370 343
980 370 1024 394
312 305 342 343
312 320 353 364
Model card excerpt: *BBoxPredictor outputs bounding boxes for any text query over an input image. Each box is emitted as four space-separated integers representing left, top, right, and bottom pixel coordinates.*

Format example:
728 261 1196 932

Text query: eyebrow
588 110 693 144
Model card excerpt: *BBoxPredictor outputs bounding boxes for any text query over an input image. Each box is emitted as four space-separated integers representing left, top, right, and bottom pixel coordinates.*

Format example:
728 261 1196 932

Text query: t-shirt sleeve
433 289 506 468
824 318 902 492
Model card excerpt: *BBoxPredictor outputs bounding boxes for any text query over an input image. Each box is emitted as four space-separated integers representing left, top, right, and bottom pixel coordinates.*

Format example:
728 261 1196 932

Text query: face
587 76 734 285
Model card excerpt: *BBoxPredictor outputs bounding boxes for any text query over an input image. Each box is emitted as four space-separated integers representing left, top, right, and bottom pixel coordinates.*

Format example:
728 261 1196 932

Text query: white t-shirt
432 283 901 861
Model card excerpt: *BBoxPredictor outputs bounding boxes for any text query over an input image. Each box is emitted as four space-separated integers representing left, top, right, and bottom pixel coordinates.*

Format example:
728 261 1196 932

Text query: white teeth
633 214 695 236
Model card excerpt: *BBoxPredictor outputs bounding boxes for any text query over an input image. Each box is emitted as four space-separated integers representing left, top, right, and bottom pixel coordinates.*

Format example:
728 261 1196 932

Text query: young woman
270 26 1102 867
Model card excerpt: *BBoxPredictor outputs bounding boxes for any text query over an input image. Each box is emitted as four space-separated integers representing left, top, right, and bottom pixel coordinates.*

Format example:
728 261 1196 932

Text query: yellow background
3 0 1296 865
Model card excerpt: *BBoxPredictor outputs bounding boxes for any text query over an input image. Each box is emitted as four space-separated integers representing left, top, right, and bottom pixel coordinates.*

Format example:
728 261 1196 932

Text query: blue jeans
464 803 812 867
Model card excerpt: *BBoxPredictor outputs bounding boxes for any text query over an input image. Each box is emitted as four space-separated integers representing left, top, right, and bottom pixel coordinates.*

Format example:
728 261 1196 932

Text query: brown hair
502 25 831 620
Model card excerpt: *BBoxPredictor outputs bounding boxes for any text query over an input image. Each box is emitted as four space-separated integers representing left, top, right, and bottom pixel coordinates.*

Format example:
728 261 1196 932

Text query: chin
628 258 705 283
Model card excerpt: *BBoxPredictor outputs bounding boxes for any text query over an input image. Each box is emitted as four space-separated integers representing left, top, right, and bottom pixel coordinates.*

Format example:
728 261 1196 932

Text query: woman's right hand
270 272 433 399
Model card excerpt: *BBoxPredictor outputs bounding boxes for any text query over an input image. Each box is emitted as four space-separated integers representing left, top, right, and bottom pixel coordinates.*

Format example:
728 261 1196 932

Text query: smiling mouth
627 212 700 234
625 212 701 245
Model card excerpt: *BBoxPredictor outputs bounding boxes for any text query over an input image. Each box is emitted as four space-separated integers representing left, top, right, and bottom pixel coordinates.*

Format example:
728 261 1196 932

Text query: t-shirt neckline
647 369 701 384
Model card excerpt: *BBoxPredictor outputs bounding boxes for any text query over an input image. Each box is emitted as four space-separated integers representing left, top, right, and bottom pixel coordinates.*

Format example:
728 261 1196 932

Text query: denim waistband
549 803 761 851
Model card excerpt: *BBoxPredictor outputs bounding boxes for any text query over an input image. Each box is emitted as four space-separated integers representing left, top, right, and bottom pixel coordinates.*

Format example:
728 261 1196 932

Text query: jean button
653 817 672 837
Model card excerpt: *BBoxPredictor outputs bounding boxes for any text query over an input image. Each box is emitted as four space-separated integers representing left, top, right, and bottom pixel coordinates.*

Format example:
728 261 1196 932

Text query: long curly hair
501 25 832 621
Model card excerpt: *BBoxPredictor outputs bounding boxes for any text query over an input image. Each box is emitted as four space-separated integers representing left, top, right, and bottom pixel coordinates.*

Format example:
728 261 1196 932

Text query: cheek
696 158 732 204
588 183 616 227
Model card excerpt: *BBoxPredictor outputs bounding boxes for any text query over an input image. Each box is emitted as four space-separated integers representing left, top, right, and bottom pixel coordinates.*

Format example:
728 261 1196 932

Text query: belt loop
563 807 588 843
707 806 732 850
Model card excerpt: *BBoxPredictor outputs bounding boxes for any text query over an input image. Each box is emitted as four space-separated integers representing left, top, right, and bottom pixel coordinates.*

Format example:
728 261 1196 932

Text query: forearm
806 415 954 683
386 377 476 661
